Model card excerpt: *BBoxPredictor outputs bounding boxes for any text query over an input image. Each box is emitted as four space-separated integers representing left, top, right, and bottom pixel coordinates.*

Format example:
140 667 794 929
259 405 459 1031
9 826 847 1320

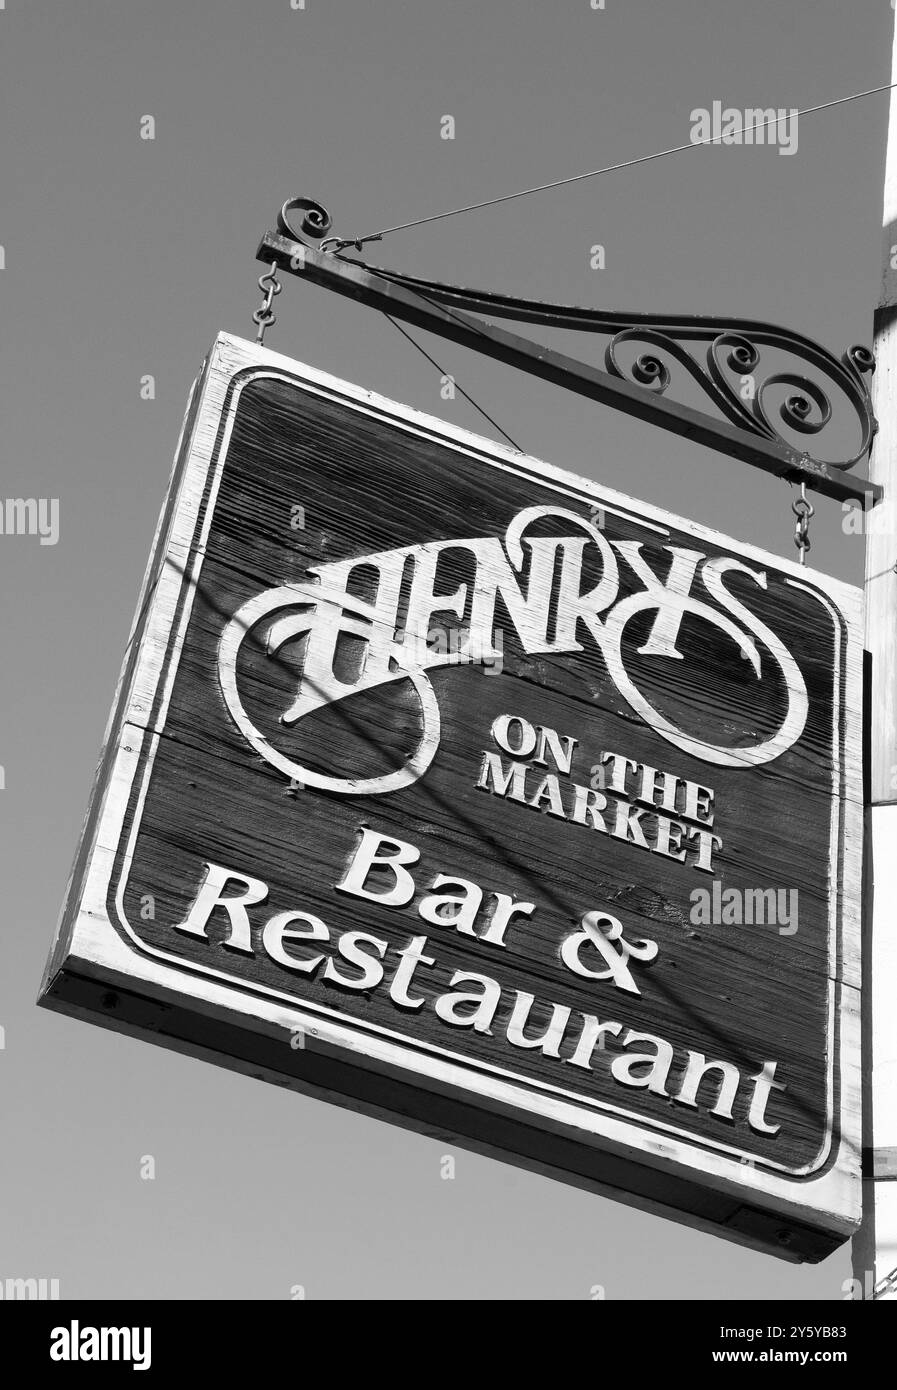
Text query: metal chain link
873 1264 897 1300
252 262 282 344
792 481 815 566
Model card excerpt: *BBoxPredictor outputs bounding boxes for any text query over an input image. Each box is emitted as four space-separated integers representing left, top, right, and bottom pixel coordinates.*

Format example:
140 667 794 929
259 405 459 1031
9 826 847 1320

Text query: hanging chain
873 1264 897 1300
792 481 815 565
252 262 282 344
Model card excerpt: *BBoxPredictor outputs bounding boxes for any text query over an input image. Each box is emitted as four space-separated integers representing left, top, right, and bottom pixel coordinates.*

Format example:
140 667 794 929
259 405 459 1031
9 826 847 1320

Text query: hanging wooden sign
39 333 862 1262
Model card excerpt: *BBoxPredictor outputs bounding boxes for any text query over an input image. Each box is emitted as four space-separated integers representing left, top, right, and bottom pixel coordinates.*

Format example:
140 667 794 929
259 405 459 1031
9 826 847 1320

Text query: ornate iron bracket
257 197 881 506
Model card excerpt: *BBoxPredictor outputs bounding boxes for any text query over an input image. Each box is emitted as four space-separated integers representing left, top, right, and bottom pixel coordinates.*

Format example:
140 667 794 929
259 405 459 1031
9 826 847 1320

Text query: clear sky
0 0 891 1299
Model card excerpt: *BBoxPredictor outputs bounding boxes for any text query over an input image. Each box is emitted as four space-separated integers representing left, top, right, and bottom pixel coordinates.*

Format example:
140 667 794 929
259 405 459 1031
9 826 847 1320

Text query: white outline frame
42 333 865 1244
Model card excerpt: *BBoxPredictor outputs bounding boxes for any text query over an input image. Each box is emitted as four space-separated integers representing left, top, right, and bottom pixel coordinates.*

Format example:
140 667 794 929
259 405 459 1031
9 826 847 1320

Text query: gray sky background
0 0 890 1299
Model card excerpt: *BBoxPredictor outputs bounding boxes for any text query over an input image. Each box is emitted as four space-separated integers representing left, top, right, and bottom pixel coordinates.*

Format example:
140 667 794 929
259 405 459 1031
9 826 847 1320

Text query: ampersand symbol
560 910 658 996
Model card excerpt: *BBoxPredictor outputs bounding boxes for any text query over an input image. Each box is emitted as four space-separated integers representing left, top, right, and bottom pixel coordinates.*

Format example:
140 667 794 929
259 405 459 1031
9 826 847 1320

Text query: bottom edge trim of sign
38 955 856 1261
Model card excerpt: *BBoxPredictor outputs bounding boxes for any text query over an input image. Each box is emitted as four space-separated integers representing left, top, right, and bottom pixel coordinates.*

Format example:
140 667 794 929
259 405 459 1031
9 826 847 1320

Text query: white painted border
51 333 864 1232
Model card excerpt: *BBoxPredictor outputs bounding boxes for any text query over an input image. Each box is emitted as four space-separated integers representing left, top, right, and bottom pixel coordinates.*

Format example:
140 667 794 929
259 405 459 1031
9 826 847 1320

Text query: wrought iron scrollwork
352 262 877 477
257 199 879 502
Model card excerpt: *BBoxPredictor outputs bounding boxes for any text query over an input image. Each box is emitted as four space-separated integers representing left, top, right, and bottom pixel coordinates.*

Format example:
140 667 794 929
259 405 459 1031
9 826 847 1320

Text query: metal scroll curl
277 197 334 247
348 262 877 476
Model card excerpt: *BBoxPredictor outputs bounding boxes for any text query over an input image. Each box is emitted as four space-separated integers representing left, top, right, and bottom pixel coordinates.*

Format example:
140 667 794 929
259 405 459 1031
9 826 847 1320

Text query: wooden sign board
39 333 863 1262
